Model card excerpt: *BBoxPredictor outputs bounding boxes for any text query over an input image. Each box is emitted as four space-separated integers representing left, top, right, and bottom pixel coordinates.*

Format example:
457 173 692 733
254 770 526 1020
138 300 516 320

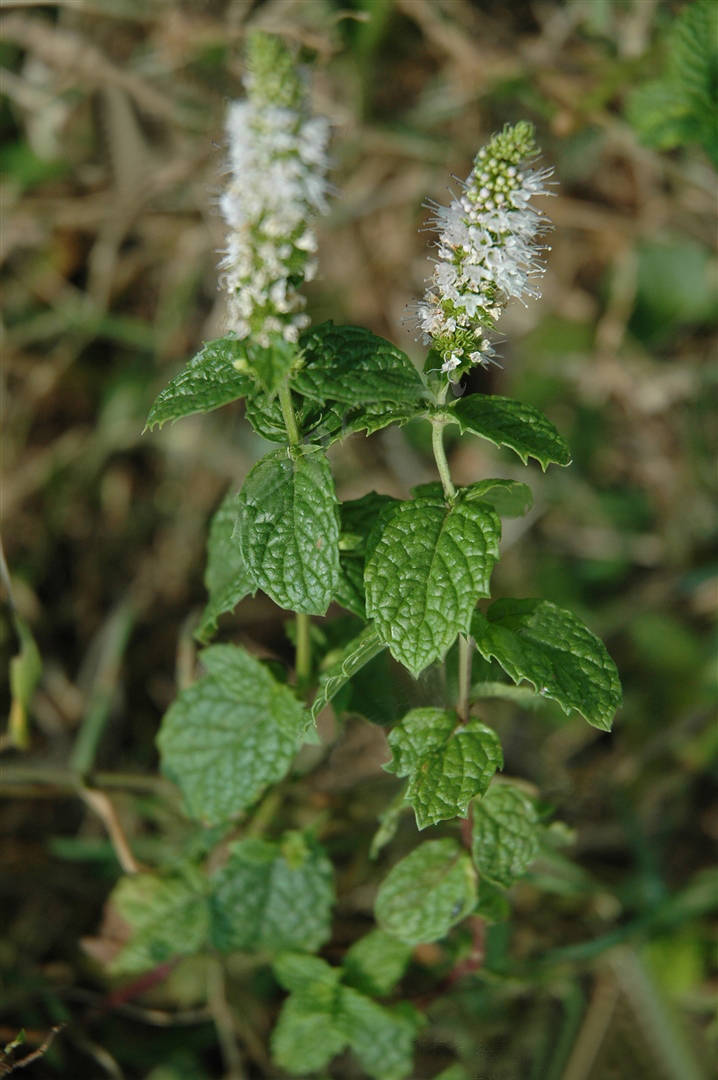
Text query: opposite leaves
237 446 340 615
471 599 622 730
365 493 500 677
449 394 571 470
272 953 419 1080
145 337 253 430
375 839 477 945
157 644 310 824
386 708 503 829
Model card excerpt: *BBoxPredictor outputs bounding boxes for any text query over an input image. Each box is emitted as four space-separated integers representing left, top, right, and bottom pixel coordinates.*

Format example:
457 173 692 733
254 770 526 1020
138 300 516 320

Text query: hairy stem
278 378 312 688
278 380 300 447
457 633 472 723
431 419 456 500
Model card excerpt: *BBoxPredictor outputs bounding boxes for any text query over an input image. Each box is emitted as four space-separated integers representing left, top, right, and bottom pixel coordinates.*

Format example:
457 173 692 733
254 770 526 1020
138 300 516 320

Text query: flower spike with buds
219 32 330 349
417 121 554 380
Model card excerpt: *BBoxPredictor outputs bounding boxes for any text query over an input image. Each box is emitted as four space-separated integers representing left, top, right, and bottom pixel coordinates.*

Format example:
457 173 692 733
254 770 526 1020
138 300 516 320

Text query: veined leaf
336 492 399 617
449 395 571 470
337 988 419 1080
157 644 310 824
145 337 253 430
110 865 209 975
471 599 622 731
236 336 298 395
365 494 501 677
386 708 503 829
471 783 540 888
196 492 252 643
244 387 345 443
311 624 385 720
342 930 412 997
375 839 477 945
237 446 340 615
463 478 533 518
295 322 426 407
271 953 419 1080
209 833 334 953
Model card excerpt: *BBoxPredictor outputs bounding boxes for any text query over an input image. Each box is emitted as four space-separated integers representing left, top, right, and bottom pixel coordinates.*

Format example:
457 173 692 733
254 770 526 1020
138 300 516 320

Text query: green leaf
449 395 572 470
338 988 419 1080
343 930 412 996
370 787 409 860
272 954 419 1080
245 388 344 444
375 839 477 945
336 493 399 617
196 492 252 643
295 322 426 407
237 336 298 396
471 783 540 888
157 644 310 825
311 624 385 721
237 446 340 615
110 866 208 974
209 833 334 954
365 494 501 677
145 337 253 430
463 478 533 518
271 956 345 1074
471 599 622 731
386 708 503 829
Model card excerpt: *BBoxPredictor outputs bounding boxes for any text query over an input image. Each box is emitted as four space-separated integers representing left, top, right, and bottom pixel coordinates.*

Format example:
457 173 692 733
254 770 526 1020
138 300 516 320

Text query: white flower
418 121 554 380
219 33 330 349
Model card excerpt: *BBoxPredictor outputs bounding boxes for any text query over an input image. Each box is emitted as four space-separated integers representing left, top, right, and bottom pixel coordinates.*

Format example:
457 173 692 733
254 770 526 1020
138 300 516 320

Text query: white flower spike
418 121 554 380
219 32 330 348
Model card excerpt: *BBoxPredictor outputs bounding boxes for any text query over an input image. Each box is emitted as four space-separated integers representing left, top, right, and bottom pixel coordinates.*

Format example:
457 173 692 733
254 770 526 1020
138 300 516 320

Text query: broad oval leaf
311 624 385 721
196 492 253 643
209 833 334 954
365 494 501 677
471 599 622 731
338 987 420 1080
296 322 426 407
375 838 477 945
157 644 310 824
237 446 340 615
449 395 571 470
109 865 208 975
471 783 540 888
386 708 503 829
342 930 412 997
145 337 253 430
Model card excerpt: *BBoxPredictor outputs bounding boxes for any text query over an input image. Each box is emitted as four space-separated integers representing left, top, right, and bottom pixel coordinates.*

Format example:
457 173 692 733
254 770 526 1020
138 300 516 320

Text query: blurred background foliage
1 1 716 1077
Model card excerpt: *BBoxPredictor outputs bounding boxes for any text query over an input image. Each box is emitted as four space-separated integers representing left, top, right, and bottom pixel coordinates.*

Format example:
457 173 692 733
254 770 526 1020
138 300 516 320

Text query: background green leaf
375 839 477 944
110 866 208 975
157 644 309 824
209 833 334 953
342 929 412 996
471 783 540 888
471 599 622 731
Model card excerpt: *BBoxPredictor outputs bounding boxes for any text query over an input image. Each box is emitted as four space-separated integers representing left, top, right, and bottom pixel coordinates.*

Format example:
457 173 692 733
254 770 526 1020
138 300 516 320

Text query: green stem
277 379 312 688
278 380 300 446
431 419 455 500
295 612 311 690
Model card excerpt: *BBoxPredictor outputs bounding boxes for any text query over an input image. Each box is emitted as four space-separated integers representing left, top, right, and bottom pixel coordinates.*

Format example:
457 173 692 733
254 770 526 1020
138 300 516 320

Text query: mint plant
111 31 621 1079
